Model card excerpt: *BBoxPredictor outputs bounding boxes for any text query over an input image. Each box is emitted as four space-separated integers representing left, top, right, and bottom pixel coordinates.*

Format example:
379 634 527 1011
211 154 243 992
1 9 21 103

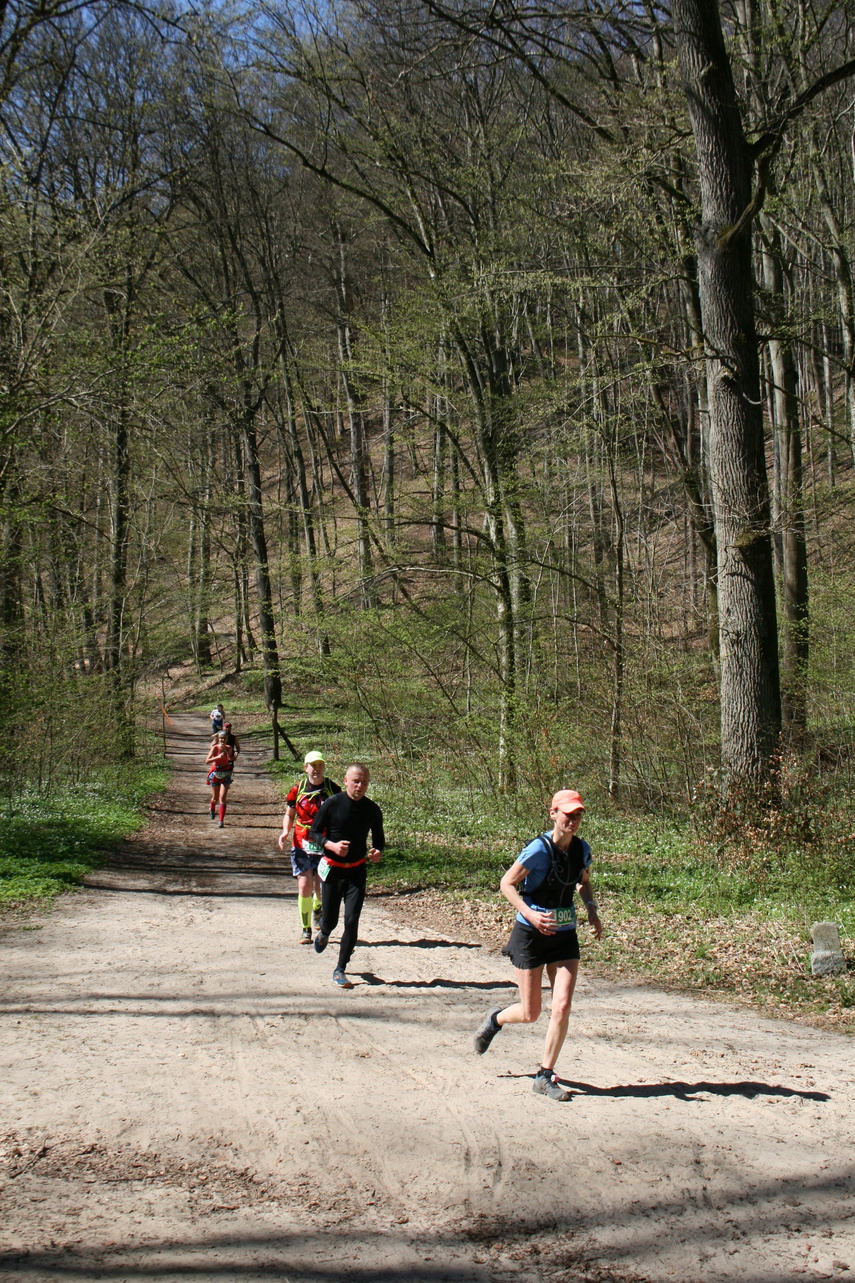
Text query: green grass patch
0 760 168 905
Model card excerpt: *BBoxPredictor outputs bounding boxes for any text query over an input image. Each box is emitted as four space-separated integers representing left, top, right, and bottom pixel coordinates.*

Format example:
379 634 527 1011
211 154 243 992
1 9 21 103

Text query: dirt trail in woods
2 713 855 1283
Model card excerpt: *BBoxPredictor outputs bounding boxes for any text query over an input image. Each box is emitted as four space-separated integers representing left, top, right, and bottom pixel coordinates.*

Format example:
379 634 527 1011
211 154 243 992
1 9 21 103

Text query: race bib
317 857 331 881
555 906 576 927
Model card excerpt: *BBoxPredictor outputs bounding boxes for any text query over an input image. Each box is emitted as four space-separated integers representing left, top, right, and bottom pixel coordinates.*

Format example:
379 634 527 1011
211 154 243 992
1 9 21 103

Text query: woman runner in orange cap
472 789 602 1100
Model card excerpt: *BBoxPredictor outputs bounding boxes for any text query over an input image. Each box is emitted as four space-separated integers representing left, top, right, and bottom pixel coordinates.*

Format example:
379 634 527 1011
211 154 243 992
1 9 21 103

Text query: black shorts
290 848 320 877
501 921 580 970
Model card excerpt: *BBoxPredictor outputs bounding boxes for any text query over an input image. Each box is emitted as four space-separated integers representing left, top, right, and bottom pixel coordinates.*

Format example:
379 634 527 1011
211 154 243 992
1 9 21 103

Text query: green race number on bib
555 906 576 927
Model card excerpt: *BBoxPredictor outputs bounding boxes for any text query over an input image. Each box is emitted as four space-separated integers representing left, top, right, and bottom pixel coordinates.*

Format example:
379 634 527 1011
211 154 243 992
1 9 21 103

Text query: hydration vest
524 833 587 910
294 777 338 844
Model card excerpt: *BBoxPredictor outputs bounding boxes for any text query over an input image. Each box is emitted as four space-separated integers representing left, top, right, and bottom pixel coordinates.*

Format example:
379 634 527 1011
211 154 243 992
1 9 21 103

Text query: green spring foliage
0 760 168 904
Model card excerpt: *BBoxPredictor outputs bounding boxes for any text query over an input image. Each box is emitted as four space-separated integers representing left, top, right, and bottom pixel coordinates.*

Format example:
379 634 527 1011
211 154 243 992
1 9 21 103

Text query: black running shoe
532 1070 572 1102
300 928 313 945
313 931 329 954
473 1007 503 1054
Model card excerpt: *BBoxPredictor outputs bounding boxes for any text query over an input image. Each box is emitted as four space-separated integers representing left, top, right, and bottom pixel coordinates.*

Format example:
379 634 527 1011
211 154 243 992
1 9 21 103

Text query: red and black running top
286 776 340 851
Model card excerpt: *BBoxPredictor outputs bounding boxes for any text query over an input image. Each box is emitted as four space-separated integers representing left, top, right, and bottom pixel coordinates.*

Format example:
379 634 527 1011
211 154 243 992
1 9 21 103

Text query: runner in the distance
278 751 340 945
472 789 602 1101
210 704 225 734
205 733 235 828
309 763 384 989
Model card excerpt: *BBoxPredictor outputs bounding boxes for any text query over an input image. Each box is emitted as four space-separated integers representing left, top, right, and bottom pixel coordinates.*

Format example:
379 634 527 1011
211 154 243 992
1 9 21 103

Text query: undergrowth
0 759 168 905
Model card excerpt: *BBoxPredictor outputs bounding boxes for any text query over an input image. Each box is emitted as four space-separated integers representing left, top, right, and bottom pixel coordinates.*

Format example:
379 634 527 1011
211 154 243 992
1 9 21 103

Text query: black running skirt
501 921 580 970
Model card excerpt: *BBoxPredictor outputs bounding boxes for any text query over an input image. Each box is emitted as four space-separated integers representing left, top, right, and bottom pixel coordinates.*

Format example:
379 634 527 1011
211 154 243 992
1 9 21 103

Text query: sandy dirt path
2 713 855 1283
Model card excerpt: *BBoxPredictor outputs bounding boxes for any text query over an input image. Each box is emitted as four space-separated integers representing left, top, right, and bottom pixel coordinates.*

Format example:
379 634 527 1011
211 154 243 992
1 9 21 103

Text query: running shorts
207 769 233 785
290 848 320 877
501 921 580 969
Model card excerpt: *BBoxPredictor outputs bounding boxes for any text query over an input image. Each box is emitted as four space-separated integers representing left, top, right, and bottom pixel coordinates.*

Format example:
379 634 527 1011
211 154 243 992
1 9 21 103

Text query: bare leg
496 966 544 1027
541 960 579 1071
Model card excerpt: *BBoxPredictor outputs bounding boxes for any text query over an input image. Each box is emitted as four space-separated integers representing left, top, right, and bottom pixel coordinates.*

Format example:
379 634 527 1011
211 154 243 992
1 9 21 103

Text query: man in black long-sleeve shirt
309 763 385 988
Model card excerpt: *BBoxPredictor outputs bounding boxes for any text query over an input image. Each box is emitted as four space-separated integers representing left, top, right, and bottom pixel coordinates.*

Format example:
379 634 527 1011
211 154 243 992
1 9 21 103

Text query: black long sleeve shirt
309 792 385 866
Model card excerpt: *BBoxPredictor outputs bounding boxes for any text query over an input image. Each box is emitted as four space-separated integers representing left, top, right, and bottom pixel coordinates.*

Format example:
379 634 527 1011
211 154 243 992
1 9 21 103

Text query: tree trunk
278 350 329 654
335 227 375 608
105 399 130 678
0 487 24 664
382 378 396 551
605 435 625 801
431 411 447 562
242 410 282 718
195 435 213 668
811 152 855 464
449 322 517 789
760 227 809 738
674 0 781 785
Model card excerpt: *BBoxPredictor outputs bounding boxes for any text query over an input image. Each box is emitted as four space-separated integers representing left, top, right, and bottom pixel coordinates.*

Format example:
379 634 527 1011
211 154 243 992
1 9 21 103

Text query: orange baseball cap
551 789 585 814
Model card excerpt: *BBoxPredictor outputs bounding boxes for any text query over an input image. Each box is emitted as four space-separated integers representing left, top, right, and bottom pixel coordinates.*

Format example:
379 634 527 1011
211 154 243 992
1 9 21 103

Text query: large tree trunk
674 0 781 786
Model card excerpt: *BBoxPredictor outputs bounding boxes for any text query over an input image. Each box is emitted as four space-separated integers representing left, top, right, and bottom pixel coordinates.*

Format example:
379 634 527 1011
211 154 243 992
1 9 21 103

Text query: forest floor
1 715 855 1283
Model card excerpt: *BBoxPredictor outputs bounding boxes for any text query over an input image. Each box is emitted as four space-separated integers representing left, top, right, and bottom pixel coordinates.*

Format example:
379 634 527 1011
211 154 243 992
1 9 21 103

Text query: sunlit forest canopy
3 0 855 814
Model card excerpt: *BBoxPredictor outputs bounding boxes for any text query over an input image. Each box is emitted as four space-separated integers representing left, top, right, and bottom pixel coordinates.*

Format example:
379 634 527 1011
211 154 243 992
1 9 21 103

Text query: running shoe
313 932 329 954
332 968 353 989
300 928 313 945
209 807 216 820
218 821 224 829
312 904 322 929
473 1007 503 1055
531 1070 572 1102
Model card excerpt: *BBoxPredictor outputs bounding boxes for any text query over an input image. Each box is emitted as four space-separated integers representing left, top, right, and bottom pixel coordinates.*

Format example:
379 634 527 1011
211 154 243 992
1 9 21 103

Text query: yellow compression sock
312 896 321 913
299 896 313 929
